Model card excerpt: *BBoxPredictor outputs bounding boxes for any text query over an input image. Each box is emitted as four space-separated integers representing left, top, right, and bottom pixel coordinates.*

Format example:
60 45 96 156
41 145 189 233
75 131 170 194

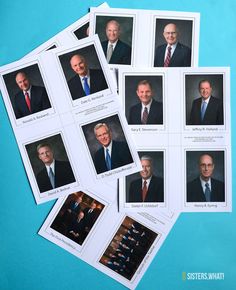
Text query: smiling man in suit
93 123 133 174
36 143 75 193
128 80 163 125
13 71 51 119
187 154 225 202
128 155 164 203
101 20 132 65
67 54 108 100
154 23 191 67
189 79 224 125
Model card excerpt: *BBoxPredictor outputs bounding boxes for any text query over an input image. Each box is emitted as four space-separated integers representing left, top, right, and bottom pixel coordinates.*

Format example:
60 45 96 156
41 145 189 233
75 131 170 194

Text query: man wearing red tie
13 71 51 119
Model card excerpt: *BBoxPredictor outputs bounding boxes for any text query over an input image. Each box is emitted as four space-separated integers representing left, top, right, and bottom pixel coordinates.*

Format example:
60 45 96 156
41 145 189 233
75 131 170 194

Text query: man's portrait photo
186 151 225 203
126 151 164 203
58 44 108 101
2 64 51 119
99 216 158 280
153 19 192 67
50 191 105 245
82 114 134 175
125 75 163 125
25 134 76 193
95 15 133 65
185 74 224 126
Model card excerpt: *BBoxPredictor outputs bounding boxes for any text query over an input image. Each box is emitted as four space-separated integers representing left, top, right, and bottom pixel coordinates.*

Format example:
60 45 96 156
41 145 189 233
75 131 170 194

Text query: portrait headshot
50 191 105 245
73 22 89 40
153 19 192 67
99 216 158 280
95 15 133 65
125 75 163 125
2 64 51 119
185 74 224 126
58 44 108 101
82 114 134 175
126 151 164 203
25 134 76 193
186 151 225 202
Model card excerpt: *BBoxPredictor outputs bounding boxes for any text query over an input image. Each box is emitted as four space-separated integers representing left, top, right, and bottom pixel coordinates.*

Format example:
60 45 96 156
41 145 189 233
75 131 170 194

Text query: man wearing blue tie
189 80 224 125
187 154 225 202
93 123 133 174
67 54 108 100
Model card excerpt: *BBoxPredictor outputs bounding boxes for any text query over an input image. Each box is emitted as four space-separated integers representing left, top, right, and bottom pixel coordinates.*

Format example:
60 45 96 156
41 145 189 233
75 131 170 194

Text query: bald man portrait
67 54 108 100
154 23 191 67
101 20 132 65
187 153 225 202
13 71 51 119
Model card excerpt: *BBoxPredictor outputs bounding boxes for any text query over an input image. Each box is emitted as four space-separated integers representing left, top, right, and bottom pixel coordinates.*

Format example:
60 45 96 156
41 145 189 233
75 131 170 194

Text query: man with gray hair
93 122 133 174
128 155 164 202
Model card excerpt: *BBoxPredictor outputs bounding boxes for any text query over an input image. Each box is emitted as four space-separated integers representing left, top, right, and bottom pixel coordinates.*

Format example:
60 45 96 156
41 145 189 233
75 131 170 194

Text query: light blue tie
105 148 112 170
205 182 211 202
83 76 90 96
48 167 55 188
201 101 207 121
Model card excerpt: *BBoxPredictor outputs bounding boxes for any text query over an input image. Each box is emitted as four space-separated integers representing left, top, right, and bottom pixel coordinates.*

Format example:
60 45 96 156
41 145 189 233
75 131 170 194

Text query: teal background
0 1 235 289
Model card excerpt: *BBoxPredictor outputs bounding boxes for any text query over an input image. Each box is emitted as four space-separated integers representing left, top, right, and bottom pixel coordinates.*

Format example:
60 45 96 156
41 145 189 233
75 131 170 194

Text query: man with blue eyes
93 123 133 174
154 23 191 67
187 154 225 202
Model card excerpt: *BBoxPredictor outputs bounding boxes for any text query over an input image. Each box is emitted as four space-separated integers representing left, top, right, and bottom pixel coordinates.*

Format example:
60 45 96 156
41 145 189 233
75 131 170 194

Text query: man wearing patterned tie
128 155 164 203
154 23 191 67
93 123 133 174
36 143 75 193
101 20 132 65
67 54 108 100
187 154 225 202
128 80 163 125
189 80 224 125
13 71 51 119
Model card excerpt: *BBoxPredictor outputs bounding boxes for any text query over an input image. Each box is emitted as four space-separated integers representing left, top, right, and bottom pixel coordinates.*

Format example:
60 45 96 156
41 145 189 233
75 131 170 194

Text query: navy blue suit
36 160 75 193
128 99 163 125
189 96 224 125
101 39 131 65
13 85 51 119
187 177 225 202
128 175 164 202
154 42 191 67
67 69 108 100
94 140 133 174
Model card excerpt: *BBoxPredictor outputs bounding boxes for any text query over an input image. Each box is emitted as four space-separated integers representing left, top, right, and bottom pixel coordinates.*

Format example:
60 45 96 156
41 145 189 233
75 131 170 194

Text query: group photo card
0 35 141 203
89 7 200 68
39 186 179 289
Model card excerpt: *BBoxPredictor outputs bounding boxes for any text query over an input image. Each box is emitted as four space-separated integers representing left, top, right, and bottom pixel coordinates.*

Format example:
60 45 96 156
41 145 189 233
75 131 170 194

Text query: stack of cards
0 3 231 289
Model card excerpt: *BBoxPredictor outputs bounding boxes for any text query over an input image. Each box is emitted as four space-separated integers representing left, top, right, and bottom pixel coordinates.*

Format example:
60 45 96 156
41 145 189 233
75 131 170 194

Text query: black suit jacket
94 140 133 174
128 99 163 125
83 208 98 230
128 175 164 202
36 160 75 193
101 39 131 65
13 85 51 119
67 69 108 100
189 96 224 125
154 42 191 67
187 177 225 202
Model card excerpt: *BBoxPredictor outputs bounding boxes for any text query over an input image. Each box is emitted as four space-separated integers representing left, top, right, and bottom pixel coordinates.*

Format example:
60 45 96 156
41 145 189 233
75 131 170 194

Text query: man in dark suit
62 195 83 225
128 80 163 125
128 155 164 202
93 123 133 174
187 154 225 202
189 80 224 125
67 54 108 100
36 143 75 193
83 202 98 232
154 23 191 67
13 71 51 119
101 20 132 65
